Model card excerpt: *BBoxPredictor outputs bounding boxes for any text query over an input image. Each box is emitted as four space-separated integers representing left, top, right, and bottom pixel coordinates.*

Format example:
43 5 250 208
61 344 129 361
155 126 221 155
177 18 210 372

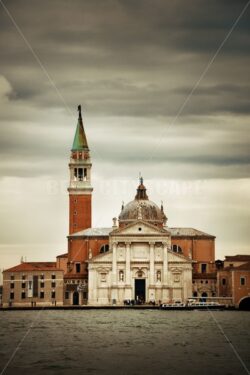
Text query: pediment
110 220 170 237
168 250 192 263
88 251 112 263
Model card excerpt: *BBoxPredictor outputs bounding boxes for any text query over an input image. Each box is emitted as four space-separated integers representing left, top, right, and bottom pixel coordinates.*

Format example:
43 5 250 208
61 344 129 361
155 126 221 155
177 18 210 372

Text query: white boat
188 301 225 309
160 302 186 309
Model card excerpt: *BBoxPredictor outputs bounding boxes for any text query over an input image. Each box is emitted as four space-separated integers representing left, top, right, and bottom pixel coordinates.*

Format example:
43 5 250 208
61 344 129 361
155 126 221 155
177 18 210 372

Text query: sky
0 0 250 278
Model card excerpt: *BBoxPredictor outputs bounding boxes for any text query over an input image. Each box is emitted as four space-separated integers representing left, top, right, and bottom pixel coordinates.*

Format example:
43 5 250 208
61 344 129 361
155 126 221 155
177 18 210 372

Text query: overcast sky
0 0 250 276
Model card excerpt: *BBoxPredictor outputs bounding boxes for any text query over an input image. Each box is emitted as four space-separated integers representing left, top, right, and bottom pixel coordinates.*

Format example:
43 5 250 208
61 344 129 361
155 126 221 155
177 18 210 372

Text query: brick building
217 255 250 309
2 262 64 307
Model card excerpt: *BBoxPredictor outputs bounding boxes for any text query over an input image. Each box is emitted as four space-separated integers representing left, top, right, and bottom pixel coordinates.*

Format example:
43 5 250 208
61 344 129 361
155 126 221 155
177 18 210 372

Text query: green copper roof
71 105 89 151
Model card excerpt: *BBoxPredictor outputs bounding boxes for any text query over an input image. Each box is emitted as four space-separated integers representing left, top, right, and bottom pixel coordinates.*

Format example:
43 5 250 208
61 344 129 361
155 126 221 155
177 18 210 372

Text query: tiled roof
70 227 214 238
70 227 112 237
56 253 68 258
225 255 250 262
235 261 250 271
169 227 214 237
3 262 62 272
224 261 250 271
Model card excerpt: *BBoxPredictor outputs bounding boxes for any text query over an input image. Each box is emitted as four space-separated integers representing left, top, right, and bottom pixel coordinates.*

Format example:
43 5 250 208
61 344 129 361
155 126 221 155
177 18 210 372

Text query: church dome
118 178 167 226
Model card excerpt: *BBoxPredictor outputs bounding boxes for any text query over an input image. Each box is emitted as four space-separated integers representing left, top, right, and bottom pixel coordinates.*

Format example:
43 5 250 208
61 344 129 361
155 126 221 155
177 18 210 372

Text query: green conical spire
71 105 89 151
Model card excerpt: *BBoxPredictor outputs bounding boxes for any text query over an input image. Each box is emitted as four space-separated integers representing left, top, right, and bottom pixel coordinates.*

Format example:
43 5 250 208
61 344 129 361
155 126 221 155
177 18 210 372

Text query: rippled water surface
0 310 249 375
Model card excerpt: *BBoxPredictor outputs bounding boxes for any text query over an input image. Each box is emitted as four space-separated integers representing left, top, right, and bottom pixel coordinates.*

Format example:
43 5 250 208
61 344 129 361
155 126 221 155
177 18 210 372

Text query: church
62 106 216 306
2 106 217 307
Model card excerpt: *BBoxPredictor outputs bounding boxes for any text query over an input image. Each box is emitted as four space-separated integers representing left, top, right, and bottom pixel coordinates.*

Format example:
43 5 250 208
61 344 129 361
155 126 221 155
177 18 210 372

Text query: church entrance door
73 291 79 305
135 279 146 304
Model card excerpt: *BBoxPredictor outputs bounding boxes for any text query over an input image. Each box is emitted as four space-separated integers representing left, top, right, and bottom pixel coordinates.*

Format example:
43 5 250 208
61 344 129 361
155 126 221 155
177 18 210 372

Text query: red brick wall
171 237 215 261
69 194 92 234
232 270 250 306
67 237 109 276
56 256 68 273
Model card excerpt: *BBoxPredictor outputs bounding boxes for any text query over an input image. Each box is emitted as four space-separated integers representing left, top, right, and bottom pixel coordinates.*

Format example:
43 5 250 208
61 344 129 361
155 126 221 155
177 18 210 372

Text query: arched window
119 270 124 282
172 244 182 253
100 244 109 253
156 270 161 281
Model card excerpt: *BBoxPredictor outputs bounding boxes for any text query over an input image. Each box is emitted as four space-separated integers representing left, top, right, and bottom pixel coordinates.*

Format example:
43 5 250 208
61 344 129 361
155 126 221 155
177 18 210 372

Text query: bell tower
68 105 93 234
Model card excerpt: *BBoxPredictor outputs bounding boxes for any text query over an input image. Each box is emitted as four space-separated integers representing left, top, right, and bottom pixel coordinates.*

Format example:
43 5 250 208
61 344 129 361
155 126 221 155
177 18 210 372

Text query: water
0 310 249 375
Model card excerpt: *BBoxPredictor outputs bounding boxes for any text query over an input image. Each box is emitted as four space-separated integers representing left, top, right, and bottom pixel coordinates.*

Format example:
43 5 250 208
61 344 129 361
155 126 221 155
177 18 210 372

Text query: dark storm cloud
0 0 250 181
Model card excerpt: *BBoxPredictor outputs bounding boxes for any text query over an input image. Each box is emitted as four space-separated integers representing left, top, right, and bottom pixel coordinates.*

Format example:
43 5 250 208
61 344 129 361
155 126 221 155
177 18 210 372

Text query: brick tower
68 105 93 234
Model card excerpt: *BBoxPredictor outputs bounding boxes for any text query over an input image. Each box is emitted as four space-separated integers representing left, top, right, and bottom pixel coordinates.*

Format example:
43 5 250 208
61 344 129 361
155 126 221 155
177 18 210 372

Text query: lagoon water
0 310 249 375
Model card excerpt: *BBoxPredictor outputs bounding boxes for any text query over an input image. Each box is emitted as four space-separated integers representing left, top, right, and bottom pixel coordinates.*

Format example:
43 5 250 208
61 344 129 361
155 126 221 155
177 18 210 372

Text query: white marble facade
88 220 193 305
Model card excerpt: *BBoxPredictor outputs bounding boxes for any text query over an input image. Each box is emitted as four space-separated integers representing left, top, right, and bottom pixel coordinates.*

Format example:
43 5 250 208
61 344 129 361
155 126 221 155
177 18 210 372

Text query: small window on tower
84 168 87 181
76 263 81 273
74 168 77 179
201 264 207 273
78 168 83 181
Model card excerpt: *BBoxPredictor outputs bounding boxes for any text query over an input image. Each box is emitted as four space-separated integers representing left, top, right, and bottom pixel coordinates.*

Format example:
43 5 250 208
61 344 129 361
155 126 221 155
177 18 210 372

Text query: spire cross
78 104 82 119
139 172 143 185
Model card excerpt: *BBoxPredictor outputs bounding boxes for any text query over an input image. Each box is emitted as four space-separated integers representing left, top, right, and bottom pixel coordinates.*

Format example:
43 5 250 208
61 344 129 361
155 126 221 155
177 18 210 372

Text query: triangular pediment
88 251 112 263
168 250 192 263
110 220 170 237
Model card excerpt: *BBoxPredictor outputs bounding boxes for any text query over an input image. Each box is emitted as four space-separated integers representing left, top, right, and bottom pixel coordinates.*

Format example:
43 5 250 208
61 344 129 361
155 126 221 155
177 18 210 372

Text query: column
161 242 169 302
112 242 117 285
125 242 131 285
149 242 155 285
111 242 118 304
124 242 132 300
163 242 168 285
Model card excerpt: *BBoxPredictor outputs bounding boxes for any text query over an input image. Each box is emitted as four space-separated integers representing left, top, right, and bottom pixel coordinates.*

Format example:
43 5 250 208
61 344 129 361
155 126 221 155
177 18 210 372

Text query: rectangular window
76 263 81 273
40 274 44 280
22 275 26 280
40 291 44 299
240 277 246 286
74 168 77 178
52 275 56 280
22 282 26 289
33 276 38 297
51 282 56 288
222 278 226 285
201 264 207 273
40 282 45 288
10 292 14 300
65 291 69 299
11 275 14 280
21 292 26 299
10 283 15 289
51 291 56 299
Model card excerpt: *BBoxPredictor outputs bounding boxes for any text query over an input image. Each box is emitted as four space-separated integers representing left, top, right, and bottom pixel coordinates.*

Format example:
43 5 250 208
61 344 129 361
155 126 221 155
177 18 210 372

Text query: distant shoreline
0 305 239 311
